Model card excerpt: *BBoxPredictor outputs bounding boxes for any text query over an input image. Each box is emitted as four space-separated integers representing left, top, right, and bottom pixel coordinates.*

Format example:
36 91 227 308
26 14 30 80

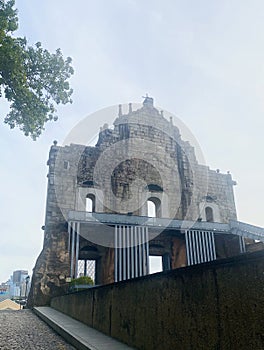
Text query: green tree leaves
0 0 18 39
0 0 74 139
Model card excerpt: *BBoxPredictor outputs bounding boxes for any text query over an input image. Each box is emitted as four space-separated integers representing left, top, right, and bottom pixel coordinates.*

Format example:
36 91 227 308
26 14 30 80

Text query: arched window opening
86 194 95 212
205 206 214 222
147 200 156 217
147 197 161 218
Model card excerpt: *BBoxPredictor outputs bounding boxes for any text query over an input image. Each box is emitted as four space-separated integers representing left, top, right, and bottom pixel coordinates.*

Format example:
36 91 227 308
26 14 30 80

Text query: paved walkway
34 306 135 350
0 309 76 350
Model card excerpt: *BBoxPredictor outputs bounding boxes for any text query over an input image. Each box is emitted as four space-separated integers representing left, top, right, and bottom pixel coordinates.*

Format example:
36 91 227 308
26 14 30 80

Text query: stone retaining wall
51 250 264 350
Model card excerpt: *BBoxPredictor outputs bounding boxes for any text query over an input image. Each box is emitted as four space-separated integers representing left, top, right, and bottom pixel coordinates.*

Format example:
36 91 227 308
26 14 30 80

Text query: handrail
67 211 264 242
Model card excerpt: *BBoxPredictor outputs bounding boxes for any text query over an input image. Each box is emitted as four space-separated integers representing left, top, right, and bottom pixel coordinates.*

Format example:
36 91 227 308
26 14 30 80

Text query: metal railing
68 211 229 231
230 220 264 241
67 211 264 241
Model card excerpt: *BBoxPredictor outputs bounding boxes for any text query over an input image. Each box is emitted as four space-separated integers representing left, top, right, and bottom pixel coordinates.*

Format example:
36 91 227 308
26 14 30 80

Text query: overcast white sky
1 0 264 282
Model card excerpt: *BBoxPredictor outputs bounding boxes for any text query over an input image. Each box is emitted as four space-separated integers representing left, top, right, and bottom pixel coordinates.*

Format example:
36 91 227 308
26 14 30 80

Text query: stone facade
51 97 237 222
28 97 239 306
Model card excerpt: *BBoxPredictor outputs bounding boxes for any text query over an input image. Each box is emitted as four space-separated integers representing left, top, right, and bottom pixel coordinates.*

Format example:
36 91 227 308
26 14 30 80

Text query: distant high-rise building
10 270 29 298
12 270 28 284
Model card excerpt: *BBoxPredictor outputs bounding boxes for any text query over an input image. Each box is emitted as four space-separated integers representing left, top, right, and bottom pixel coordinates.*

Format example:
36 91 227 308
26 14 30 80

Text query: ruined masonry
28 97 264 307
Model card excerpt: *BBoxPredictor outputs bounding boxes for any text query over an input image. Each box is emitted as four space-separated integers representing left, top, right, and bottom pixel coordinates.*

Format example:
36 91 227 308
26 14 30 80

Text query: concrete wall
51 250 264 350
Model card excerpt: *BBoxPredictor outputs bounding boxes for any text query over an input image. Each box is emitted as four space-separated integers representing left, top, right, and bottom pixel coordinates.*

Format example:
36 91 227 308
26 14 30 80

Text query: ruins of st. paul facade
28 97 264 306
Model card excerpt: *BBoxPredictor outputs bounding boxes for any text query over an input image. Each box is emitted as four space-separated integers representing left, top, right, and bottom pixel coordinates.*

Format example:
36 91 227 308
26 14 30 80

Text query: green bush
69 276 94 287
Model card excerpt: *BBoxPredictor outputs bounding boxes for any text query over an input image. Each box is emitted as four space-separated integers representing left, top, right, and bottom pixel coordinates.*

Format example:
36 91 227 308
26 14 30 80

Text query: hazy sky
1 0 264 282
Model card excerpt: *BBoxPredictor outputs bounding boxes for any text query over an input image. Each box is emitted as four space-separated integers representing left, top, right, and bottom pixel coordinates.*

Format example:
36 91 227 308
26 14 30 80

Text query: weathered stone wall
51 250 264 350
27 227 69 308
29 99 238 306
45 101 237 225
69 101 236 220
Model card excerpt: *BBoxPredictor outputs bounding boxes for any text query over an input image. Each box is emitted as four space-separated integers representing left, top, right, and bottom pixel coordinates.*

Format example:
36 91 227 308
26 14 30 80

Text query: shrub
69 276 94 287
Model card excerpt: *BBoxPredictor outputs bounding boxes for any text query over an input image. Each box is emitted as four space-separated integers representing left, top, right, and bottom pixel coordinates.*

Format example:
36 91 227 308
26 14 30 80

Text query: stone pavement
0 309 76 350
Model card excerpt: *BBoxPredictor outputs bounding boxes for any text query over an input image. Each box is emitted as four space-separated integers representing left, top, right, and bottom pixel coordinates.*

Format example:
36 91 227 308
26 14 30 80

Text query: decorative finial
129 103 132 113
170 116 173 125
142 94 154 107
160 110 164 117
118 104 122 117
53 140 58 146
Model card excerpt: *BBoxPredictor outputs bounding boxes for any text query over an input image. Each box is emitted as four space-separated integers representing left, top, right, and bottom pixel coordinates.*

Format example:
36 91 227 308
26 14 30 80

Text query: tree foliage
0 0 74 139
